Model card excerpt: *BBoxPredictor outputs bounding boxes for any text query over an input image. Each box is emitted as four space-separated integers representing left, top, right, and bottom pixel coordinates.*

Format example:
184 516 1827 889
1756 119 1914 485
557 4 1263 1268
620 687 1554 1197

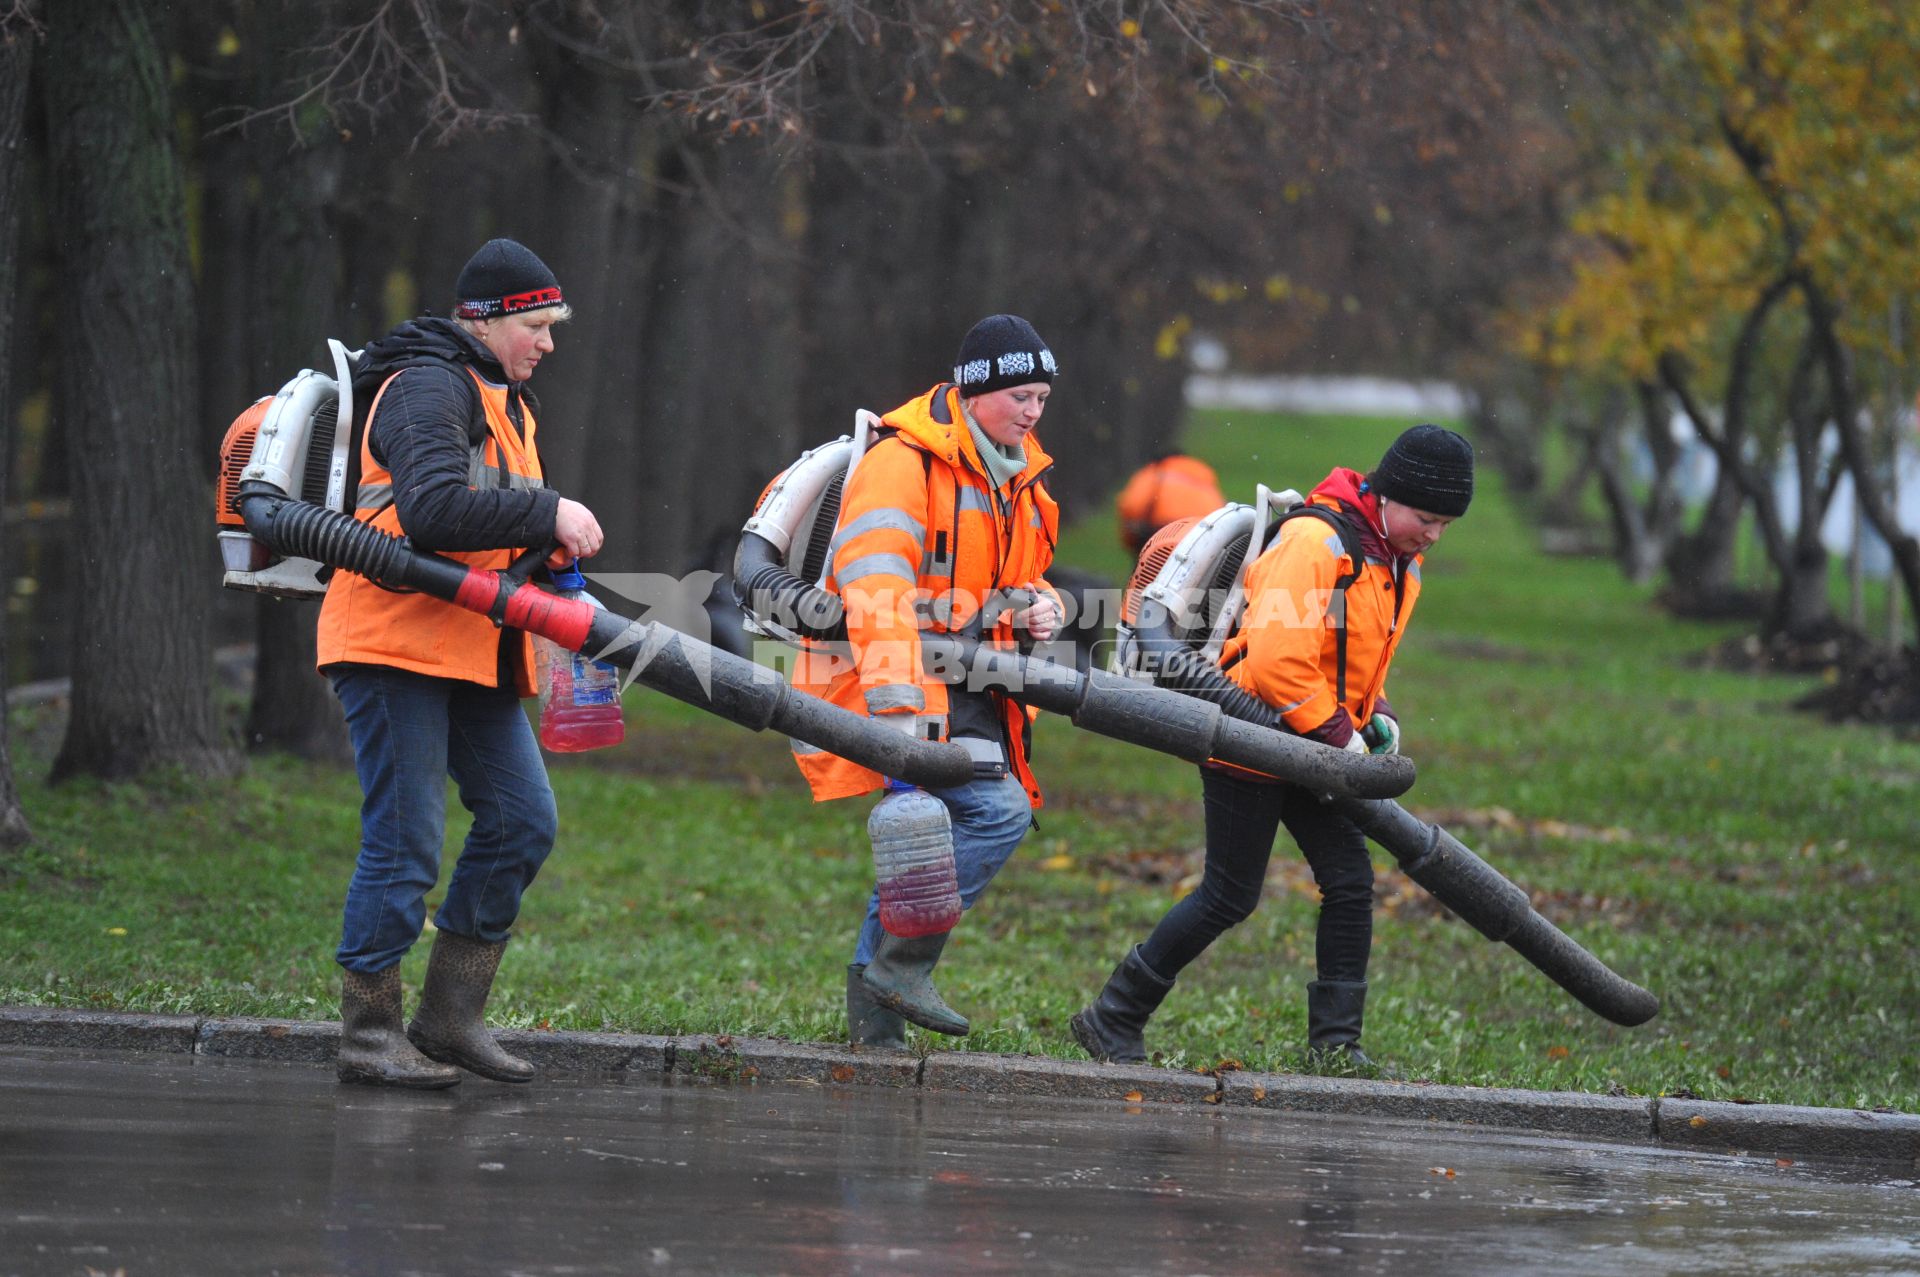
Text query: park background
0 2 1914 1111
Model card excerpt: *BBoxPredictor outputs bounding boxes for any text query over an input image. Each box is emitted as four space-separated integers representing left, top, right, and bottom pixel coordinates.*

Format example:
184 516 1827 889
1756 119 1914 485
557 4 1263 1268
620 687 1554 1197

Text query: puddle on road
3 1048 1915 1275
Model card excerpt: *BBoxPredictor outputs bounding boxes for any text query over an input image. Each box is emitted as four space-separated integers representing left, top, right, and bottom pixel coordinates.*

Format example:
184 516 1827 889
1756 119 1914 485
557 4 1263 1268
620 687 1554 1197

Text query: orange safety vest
1217 490 1422 737
787 383 1061 807
316 367 546 692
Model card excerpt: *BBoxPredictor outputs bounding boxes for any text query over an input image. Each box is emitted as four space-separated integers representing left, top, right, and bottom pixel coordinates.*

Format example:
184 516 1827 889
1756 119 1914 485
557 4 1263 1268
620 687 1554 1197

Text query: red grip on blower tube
450 568 598 653
502 581 597 650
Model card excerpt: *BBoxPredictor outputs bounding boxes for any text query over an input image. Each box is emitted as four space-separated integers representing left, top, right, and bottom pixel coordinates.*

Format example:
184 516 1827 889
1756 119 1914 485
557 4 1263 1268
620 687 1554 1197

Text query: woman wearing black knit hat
786 314 1066 1047
1073 423 1473 1073
319 237 605 1089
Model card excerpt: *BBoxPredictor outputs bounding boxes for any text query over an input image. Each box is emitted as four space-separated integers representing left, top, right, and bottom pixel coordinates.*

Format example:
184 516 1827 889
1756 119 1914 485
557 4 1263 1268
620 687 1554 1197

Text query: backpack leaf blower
218 358 975 790
1108 505 1659 1028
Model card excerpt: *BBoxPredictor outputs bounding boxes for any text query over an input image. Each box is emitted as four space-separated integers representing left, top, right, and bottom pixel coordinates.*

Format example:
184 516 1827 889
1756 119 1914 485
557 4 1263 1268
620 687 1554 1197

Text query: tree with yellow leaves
1529 0 1920 640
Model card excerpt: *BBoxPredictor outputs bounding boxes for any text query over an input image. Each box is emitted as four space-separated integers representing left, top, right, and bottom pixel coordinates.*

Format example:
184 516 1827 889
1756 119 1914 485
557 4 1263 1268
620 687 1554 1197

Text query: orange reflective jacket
788 383 1060 807
316 368 546 692
1218 471 1422 738
1116 454 1225 552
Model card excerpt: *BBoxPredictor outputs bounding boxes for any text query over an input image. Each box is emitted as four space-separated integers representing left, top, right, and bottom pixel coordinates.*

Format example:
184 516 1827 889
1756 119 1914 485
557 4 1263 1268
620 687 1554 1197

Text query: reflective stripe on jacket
788 383 1061 807
316 366 546 692
1218 481 1422 738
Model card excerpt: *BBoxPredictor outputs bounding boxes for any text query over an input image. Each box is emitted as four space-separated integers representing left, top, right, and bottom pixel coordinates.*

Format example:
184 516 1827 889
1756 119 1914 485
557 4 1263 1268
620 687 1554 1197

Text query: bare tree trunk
235 1 354 762
1665 464 1746 607
1802 277 1920 638
1774 342 1842 636
0 2 41 850
523 29 653 514
1657 278 1798 620
43 0 236 782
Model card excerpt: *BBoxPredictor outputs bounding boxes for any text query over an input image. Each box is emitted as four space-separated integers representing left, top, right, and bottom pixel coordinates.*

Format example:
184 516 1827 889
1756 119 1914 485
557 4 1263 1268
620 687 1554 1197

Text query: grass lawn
3 409 1915 1112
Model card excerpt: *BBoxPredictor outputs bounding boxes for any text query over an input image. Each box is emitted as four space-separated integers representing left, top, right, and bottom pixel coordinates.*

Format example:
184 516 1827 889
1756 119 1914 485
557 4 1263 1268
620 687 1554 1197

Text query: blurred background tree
2 0 1916 800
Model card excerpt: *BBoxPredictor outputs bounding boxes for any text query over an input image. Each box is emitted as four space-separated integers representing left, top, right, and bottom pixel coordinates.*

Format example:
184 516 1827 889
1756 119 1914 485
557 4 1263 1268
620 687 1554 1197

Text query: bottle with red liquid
536 561 626 753
868 784 961 937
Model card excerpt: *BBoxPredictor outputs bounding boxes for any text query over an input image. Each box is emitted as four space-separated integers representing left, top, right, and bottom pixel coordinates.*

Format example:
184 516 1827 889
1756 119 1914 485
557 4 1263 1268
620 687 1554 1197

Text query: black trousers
1137 767 1374 984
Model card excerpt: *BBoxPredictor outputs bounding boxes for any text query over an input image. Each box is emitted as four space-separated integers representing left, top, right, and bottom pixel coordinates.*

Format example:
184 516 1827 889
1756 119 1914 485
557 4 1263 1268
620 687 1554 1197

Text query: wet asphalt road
2 1046 1915 1276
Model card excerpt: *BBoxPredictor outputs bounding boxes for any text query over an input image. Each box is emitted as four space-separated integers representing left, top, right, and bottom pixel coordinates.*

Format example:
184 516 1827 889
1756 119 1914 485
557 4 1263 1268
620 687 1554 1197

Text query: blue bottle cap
548 559 587 591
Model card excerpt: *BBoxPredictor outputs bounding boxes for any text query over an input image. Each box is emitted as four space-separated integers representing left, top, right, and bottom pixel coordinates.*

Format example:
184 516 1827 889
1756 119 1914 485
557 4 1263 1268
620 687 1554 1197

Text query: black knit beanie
1369 424 1475 517
453 239 564 320
953 314 1058 396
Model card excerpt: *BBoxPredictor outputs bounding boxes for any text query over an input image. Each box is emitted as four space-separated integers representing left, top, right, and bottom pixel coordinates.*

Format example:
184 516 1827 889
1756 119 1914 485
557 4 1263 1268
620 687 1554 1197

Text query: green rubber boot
860 931 969 1036
847 963 909 1050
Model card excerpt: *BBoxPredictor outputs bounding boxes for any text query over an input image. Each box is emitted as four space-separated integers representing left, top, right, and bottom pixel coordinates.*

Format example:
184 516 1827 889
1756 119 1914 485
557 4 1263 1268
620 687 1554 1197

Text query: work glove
1361 712 1401 756
1340 732 1368 755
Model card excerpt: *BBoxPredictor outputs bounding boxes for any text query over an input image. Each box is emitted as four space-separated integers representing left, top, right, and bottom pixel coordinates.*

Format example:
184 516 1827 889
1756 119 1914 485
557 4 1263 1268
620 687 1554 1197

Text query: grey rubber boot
1305 978 1389 1073
860 930 969 1036
406 931 536 1083
847 963 909 1050
1070 946 1176 1064
338 966 461 1089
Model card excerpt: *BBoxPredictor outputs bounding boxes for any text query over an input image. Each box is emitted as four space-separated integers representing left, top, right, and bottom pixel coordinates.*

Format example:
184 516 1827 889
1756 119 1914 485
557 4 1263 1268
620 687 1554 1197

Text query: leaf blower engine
214 339 360 600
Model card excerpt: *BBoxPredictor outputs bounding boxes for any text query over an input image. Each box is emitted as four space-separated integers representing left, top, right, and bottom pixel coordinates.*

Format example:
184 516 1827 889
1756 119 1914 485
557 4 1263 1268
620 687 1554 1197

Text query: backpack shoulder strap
346 356 488 500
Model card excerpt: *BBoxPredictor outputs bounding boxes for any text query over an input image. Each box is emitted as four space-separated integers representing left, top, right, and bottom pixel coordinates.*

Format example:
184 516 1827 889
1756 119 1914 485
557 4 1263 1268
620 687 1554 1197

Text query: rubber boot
1305 978 1390 1074
860 930 969 1036
846 963 909 1051
1070 946 1175 1064
337 966 461 1089
406 931 536 1083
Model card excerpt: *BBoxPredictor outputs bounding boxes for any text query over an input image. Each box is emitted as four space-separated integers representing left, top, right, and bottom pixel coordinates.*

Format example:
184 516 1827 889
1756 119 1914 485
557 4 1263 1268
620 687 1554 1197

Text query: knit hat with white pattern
953 314 1058 397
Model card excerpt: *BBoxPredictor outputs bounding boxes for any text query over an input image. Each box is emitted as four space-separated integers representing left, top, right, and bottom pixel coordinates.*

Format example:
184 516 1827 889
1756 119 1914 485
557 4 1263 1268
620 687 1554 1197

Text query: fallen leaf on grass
1546 1045 1570 1060
1038 854 1074 871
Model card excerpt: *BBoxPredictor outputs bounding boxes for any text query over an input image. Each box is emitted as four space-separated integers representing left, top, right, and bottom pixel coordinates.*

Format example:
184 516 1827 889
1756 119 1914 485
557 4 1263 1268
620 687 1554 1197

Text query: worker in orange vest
788 315 1064 1046
1074 424 1474 1073
1115 453 1225 553
317 239 604 1089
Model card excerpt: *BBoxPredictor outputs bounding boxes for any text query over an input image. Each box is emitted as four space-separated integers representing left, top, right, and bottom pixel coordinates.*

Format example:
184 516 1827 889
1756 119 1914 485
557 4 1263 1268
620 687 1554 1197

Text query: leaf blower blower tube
733 532 1409 798
237 489 975 789
1332 797 1659 1026
735 530 846 642
1123 603 1657 1027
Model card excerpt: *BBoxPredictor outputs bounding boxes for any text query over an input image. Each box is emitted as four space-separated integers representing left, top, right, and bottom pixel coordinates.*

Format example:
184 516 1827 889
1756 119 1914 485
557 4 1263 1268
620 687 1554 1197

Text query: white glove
1341 731 1368 755
1361 712 1401 756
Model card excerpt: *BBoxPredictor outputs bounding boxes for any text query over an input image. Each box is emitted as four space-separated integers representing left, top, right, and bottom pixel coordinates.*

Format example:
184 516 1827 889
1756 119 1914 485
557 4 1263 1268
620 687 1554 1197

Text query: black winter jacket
356 318 561 553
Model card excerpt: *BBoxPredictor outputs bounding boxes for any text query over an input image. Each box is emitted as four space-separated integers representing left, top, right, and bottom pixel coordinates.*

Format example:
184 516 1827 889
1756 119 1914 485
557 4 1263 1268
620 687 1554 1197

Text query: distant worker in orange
1116 453 1226 553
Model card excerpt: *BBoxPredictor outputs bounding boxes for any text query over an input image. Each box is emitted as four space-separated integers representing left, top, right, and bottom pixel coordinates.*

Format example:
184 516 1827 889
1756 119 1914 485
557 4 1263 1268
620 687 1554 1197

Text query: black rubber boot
1070 946 1176 1064
338 966 461 1089
1305 978 1390 1073
860 931 969 1036
847 963 909 1050
406 931 536 1083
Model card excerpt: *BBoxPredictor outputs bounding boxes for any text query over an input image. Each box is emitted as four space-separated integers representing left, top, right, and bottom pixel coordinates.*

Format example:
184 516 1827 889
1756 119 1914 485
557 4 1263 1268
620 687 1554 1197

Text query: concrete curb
5 1006 1914 1169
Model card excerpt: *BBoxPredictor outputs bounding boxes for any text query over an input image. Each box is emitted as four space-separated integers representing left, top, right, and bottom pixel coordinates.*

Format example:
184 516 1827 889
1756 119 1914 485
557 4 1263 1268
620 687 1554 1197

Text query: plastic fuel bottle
868 785 962 937
537 561 626 753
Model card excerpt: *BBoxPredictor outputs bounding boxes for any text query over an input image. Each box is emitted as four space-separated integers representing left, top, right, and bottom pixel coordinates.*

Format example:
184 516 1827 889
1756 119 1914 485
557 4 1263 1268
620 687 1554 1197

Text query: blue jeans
330 665 558 973
851 774 1033 966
